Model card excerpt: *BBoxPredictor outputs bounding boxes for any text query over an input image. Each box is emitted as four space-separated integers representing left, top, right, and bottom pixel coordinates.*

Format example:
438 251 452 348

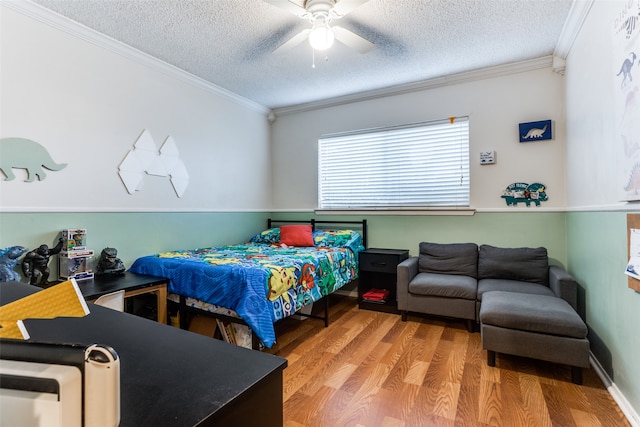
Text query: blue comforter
129 230 363 347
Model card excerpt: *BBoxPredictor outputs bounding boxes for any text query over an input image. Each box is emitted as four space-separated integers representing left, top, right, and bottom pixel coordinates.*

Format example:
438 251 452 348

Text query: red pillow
279 225 314 247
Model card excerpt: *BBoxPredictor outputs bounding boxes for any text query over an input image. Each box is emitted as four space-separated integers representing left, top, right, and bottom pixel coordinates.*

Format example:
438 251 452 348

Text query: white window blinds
318 117 469 209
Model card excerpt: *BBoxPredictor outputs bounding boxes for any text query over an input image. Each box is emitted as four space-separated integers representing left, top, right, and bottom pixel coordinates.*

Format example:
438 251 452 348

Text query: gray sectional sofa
397 242 590 384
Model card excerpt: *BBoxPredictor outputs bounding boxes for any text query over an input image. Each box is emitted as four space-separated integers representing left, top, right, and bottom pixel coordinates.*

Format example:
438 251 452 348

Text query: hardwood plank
333 384 381 426
316 387 354 427
324 362 359 389
379 416 405 427
290 385 334 427
460 330 484 387
540 382 581 426
340 341 393 394
571 408 603 427
264 295 631 427
518 373 553 427
431 381 461 421
477 379 502 425
369 383 421 423
422 331 467 387
454 384 480 427
498 367 529 426
358 386 410 426
404 359 430 386
416 323 445 362
382 332 427 391
282 348 335 399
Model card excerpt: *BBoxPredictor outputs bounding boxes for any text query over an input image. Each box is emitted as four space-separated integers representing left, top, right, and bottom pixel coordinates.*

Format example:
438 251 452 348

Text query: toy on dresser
96 247 125 276
21 238 64 287
0 246 28 282
59 229 94 281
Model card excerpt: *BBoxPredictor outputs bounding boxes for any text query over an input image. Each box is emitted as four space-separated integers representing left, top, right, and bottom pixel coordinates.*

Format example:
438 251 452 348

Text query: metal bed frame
175 218 368 349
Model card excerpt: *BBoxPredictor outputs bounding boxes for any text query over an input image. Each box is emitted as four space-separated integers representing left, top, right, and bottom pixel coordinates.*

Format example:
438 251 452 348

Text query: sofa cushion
477 278 555 301
478 245 548 285
418 242 478 278
409 272 477 300
479 291 587 339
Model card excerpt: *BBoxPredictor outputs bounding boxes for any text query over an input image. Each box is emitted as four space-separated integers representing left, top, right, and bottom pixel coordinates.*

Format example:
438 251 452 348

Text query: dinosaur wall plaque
0 138 67 182
519 120 552 142
501 182 548 207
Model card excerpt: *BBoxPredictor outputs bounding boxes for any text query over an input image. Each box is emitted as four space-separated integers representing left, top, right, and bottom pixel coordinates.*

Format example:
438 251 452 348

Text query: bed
129 219 367 348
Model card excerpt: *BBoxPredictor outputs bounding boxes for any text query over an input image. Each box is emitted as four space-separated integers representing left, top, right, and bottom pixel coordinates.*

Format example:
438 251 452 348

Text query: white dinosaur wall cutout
118 130 189 197
521 124 548 140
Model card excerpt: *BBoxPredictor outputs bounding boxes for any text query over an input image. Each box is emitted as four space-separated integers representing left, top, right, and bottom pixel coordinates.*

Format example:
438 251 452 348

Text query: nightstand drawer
360 253 400 274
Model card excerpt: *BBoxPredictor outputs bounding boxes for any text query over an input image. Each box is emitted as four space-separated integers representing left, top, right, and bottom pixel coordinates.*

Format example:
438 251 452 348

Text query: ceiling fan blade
332 26 374 53
263 0 307 17
273 29 311 53
332 0 370 17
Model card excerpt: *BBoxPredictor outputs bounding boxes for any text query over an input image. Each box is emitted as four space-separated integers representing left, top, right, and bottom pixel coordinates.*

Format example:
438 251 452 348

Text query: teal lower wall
0 212 270 276
0 209 568 276
567 211 640 414
272 211 568 266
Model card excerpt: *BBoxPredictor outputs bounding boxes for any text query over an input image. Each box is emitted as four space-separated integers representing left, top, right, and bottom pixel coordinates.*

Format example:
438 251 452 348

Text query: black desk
0 282 288 427
77 272 168 323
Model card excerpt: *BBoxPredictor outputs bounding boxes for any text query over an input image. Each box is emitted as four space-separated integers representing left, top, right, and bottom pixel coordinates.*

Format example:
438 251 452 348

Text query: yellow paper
0 320 29 339
0 279 90 340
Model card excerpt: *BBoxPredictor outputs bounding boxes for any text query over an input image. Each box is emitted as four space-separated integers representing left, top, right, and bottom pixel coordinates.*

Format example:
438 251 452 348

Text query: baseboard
590 352 640 427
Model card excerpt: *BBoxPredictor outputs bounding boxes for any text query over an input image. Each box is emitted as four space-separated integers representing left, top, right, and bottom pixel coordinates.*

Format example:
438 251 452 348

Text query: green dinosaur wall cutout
0 138 67 182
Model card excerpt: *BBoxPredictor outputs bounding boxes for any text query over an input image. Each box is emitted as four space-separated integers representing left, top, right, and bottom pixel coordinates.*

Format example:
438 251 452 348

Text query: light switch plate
480 151 495 165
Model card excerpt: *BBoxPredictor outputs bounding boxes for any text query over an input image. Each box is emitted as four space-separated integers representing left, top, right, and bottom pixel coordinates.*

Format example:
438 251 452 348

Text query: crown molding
273 56 554 116
3 0 270 115
554 0 595 59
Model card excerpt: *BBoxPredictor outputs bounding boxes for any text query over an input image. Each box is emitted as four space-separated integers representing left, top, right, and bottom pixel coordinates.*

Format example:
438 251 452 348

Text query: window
318 117 470 209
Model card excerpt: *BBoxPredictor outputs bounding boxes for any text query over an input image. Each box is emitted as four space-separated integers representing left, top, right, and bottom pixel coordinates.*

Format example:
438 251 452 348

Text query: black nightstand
358 248 409 313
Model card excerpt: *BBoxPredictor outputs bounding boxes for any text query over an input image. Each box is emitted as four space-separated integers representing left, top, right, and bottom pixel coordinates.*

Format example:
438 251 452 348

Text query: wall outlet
480 151 495 165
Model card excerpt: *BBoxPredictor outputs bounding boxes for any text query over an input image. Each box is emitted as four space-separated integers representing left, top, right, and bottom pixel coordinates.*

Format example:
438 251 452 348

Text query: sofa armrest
397 257 419 309
549 265 578 311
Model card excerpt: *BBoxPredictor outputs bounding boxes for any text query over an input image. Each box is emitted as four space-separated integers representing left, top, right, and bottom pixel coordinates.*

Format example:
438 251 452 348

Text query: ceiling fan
265 0 374 54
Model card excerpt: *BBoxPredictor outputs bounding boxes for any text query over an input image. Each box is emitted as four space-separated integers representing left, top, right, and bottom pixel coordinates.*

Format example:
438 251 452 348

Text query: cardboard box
59 250 94 280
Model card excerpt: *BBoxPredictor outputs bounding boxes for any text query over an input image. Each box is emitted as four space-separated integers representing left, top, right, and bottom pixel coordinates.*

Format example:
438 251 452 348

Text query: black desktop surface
77 272 167 299
0 282 287 427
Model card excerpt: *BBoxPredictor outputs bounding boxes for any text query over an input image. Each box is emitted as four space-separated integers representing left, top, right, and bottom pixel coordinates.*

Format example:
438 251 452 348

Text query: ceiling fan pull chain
312 48 316 69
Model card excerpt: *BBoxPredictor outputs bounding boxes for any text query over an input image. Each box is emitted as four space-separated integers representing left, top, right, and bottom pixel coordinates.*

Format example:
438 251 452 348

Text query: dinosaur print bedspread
129 230 364 348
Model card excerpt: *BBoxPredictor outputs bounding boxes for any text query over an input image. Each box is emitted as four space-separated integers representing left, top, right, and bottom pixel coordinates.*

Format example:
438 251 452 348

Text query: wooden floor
266 295 631 427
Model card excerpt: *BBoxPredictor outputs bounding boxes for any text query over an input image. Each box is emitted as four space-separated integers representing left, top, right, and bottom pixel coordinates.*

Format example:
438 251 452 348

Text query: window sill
314 208 476 216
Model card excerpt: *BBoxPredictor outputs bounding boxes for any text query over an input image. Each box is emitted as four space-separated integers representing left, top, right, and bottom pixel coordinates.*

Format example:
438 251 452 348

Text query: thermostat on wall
480 151 496 165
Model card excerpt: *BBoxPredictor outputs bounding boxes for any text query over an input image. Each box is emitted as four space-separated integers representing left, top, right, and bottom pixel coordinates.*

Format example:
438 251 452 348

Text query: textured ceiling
30 0 574 110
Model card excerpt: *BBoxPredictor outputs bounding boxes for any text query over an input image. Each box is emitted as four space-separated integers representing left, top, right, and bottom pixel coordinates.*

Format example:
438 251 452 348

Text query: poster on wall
616 0 640 201
625 228 640 280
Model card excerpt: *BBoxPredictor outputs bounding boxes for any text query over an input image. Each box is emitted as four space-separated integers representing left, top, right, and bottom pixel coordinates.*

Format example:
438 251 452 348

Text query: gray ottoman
479 291 589 384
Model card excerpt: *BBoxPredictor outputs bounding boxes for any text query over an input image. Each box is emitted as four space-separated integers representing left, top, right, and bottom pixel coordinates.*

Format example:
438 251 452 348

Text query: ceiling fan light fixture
308 20 334 51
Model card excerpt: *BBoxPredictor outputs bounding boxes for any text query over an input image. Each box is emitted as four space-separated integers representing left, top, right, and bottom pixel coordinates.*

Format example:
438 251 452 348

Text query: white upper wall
565 0 638 209
270 64 566 211
0 4 271 212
